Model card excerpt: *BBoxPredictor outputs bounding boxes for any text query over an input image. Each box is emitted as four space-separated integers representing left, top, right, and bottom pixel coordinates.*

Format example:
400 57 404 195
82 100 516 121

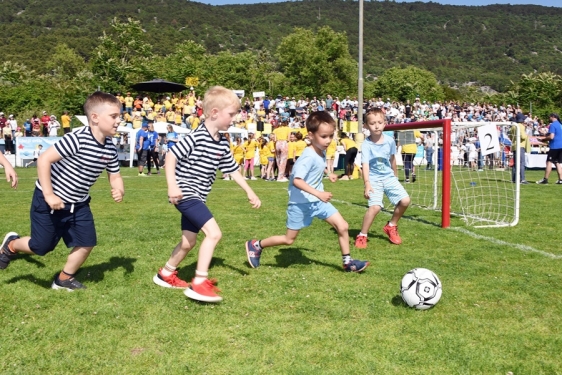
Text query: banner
252 91 265 98
16 137 60 159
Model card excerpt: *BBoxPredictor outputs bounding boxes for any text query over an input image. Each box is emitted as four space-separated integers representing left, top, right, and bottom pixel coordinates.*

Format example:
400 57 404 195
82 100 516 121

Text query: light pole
358 0 364 132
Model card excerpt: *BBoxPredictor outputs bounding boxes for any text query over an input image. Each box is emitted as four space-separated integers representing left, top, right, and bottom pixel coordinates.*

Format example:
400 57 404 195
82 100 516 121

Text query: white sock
358 232 367 237
387 222 396 227
161 262 176 277
193 270 208 285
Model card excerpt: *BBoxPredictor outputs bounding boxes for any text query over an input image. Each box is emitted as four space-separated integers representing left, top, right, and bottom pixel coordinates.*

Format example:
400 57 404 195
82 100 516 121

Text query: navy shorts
176 199 214 233
29 188 97 256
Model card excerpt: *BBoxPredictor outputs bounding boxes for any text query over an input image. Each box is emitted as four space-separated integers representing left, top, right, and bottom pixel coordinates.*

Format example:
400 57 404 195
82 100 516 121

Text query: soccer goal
386 120 520 228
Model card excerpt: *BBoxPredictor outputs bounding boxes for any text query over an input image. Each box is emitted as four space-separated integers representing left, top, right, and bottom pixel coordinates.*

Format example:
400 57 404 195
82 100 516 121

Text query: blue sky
198 0 560 7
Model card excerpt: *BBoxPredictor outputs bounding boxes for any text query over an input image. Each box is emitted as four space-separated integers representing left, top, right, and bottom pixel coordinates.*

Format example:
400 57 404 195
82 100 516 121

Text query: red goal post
384 119 452 228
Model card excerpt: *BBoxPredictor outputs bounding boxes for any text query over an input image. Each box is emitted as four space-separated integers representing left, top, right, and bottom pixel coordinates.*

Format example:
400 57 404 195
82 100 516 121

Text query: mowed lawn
0 167 560 374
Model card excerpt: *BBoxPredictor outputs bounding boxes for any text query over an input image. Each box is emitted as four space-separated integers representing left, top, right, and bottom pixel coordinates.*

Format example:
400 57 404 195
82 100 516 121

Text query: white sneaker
250 177 257 180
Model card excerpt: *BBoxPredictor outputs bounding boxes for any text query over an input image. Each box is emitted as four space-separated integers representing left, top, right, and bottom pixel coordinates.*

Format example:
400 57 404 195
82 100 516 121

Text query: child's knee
284 236 295 245
206 228 222 243
400 196 411 207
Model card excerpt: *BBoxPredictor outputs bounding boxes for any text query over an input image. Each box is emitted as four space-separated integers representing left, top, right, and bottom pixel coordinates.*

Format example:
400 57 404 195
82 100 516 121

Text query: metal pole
358 0 364 133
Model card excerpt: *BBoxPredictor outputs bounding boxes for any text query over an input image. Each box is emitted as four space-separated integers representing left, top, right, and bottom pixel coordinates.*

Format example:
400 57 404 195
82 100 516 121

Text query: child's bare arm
37 147 64 210
0 153 17 189
390 154 397 177
230 170 261 208
108 172 124 202
293 177 332 202
165 152 182 205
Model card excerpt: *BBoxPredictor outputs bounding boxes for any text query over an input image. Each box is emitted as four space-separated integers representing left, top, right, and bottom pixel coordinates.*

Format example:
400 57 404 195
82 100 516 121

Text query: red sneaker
153 269 190 289
184 279 223 303
383 223 402 245
354 235 367 249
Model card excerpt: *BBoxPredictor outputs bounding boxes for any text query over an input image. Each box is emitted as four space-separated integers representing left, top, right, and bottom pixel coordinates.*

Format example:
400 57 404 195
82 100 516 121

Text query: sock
59 270 75 281
342 254 352 265
358 232 367 237
193 270 208 285
255 240 263 250
161 262 176 277
387 221 396 227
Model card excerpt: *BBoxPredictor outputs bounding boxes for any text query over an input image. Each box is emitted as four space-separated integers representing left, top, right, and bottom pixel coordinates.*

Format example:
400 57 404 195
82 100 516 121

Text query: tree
90 17 153 93
46 44 87 79
276 26 357 97
373 66 444 103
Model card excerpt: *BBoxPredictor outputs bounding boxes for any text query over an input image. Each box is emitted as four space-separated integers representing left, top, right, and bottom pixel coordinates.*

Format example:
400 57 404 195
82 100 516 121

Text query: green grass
0 167 561 374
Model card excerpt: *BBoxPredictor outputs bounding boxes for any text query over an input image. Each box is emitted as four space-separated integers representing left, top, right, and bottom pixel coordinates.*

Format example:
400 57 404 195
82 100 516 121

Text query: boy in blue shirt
355 108 410 248
245 111 369 273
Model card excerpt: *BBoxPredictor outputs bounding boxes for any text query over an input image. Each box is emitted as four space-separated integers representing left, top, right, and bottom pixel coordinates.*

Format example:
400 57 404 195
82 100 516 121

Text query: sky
198 0 561 7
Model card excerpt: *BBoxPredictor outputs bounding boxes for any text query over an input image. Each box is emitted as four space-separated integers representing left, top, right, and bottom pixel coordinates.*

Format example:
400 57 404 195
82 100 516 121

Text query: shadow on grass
391 294 408 308
268 247 342 272
4 256 137 289
177 257 249 281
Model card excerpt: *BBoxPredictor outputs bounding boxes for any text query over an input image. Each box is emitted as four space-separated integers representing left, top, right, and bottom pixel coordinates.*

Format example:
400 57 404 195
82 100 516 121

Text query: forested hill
1 0 561 90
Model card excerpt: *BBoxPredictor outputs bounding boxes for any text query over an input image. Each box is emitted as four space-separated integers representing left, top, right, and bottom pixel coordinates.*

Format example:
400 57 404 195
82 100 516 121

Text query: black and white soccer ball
400 268 442 310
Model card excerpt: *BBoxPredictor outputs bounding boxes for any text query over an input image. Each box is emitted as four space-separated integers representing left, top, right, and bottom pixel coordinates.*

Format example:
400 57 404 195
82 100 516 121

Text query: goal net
385 120 520 228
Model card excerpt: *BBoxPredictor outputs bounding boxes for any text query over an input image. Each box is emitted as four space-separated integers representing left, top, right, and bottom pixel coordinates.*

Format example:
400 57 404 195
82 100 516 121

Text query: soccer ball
400 268 442 310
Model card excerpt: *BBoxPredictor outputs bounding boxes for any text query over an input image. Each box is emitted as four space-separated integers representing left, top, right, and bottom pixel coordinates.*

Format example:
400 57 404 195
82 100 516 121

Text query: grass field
0 167 561 374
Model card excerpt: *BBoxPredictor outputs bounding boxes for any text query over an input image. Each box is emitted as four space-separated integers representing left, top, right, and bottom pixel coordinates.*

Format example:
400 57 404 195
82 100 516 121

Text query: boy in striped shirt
0 92 125 291
154 86 261 303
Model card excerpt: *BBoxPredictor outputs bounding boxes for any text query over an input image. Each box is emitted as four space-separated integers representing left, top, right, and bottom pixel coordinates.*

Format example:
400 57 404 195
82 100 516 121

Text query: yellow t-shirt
164 100 172 110
260 145 272 165
154 104 163 113
166 111 176 123
175 112 182 125
132 116 142 129
295 140 307 157
298 128 308 138
233 144 245 162
402 130 422 154
244 140 258 159
125 97 134 108
268 141 276 155
123 112 132 123
326 139 337 157
273 126 291 141
288 141 296 159
61 115 71 129
188 96 195 106
341 138 357 150
191 117 200 130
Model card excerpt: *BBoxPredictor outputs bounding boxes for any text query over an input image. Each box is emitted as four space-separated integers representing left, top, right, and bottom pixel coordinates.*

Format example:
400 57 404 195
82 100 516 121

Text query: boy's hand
4 168 17 189
247 192 261 209
364 186 374 199
44 193 64 210
111 188 124 203
328 173 338 183
317 191 333 203
168 186 183 205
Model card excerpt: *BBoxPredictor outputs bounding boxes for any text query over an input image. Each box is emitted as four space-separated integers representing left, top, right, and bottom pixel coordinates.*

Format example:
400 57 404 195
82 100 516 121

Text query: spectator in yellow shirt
243 133 259 180
326 138 337 175
287 132 296 176
232 137 245 174
61 111 72 134
340 133 358 180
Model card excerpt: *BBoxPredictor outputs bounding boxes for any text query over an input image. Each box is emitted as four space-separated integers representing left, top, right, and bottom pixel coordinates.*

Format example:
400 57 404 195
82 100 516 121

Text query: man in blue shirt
263 96 271 115
136 122 150 176
536 113 562 184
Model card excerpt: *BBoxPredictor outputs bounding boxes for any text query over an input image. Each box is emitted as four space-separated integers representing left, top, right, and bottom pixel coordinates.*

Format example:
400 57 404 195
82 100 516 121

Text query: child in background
355 108 410 248
25 144 43 168
245 111 369 273
156 86 261 303
259 137 270 179
1 92 125 290
286 132 296 176
294 132 307 160
233 137 245 175
266 134 276 181
325 136 337 176
243 133 258 180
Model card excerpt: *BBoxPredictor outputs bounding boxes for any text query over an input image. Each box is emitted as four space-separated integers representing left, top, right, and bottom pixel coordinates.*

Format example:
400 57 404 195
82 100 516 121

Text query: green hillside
1 0 562 90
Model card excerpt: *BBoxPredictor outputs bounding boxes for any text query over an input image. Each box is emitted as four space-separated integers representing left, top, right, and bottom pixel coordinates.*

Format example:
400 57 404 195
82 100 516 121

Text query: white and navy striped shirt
171 125 238 203
36 126 120 203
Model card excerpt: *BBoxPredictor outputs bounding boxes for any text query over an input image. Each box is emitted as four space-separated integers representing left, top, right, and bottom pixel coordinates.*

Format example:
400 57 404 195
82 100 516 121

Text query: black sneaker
520 180 530 185
0 232 19 270
556 180 562 185
412 174 416 183
536 178 548 184
51 274 87 291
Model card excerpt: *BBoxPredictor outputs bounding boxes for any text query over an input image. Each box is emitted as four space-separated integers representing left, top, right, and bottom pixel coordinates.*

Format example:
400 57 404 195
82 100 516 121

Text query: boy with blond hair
0 92 125 290
155 86 261 303
245 111 369 273
355 108 410 248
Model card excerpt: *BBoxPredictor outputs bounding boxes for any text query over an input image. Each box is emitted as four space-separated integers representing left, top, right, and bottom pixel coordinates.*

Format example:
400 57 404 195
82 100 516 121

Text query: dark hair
84 91 121 118
295 132 303 140
305 111 336 133
365 107 385 121
549 113 560 121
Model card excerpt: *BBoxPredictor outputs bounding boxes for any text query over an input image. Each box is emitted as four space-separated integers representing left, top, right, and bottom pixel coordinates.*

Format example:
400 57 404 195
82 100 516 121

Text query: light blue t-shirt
361 134 396 182
549 120 562 149
288 147 325 204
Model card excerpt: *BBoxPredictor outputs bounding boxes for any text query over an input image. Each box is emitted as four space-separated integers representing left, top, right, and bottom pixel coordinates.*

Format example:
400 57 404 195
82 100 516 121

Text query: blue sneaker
0 232 19 270
343 259 370 273
245 240 262 268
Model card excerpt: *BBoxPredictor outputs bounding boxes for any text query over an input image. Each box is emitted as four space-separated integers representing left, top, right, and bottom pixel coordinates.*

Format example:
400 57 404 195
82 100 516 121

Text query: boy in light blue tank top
245 111 369 273
355 108 410 249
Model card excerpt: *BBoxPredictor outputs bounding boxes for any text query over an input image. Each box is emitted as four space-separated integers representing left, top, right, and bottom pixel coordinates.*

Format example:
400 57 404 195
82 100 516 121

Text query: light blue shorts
286 201 338 230
367 176 409 208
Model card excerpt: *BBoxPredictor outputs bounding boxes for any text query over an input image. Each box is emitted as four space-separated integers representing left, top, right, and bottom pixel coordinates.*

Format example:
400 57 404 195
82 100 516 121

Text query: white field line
332 199 562 260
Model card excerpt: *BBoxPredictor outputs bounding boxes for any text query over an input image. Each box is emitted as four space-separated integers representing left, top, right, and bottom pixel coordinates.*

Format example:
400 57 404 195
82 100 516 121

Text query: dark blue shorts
176 199 213 233
29 188 97 256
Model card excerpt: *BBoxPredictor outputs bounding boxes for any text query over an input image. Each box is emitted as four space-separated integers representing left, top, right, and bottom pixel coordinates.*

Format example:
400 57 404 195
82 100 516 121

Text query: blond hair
202 86 240 116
